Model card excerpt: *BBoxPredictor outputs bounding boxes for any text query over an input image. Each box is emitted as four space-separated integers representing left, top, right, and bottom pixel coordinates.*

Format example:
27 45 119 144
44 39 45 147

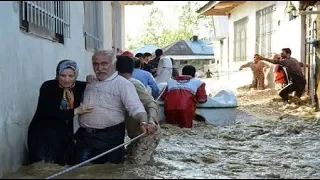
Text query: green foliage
126 2 213 50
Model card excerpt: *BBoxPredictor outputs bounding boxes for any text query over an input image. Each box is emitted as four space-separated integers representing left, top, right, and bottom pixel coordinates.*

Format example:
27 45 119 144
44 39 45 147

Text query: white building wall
221 1 303 89
0 1 114 176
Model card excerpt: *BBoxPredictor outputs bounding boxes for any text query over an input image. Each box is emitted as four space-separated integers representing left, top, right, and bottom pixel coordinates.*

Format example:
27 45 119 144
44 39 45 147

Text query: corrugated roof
163 40 214 56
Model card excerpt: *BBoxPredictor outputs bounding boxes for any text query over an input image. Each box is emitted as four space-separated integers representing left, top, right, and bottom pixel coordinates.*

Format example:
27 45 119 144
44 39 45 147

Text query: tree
126 2 215 50
126 34 140 50
139 7 165 46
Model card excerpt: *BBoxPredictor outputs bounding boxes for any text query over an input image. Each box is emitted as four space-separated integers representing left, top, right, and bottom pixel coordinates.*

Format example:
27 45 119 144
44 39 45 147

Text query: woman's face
58 68 76 88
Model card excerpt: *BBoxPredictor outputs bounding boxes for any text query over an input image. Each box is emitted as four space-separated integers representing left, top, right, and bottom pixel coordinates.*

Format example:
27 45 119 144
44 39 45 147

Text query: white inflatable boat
152 56 238 126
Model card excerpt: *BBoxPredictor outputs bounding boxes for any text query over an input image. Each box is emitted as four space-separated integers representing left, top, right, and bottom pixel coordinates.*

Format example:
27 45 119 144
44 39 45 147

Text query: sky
124 1 208 40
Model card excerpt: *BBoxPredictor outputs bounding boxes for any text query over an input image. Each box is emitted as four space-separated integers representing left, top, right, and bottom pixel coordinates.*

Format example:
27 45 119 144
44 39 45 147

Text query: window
255 5 276 58
84 1 103 51
234 17 248 62
20 1 70 44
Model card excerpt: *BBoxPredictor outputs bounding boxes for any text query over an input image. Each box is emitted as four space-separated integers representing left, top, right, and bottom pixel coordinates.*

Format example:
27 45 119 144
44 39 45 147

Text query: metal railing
255 4 276 58
84 1 104 50
21 1 70 37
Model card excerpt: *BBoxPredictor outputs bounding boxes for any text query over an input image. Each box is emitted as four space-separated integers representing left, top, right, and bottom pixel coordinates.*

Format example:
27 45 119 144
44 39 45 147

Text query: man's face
92 55 113 81
254 55 260 62
147 56 152 62
141 56 148 63
281 51 289 59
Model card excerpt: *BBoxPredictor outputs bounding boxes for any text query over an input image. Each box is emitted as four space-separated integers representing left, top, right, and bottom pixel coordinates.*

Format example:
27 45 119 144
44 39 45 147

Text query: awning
197 1 246 16
299 1 318 11
168 55 215 61
121 1 153 5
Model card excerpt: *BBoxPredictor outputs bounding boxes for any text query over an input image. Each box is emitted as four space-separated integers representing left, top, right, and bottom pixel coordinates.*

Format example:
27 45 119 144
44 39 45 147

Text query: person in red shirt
121 51 134 58
161 65 207 128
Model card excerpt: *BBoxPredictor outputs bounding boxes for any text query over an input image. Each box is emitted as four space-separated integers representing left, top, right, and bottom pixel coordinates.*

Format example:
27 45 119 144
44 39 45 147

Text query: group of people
29 46 309 168
124 49 208 128
28 50 161 166
239 48 309 104
27 47 208 168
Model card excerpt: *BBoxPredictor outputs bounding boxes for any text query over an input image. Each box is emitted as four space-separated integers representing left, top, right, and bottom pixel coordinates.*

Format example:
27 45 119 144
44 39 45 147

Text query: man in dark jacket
260 48 309 103
149 49 163 77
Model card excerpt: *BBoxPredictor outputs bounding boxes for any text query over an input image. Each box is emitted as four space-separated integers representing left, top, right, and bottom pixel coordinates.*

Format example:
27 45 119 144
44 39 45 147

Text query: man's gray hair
92 49 117 65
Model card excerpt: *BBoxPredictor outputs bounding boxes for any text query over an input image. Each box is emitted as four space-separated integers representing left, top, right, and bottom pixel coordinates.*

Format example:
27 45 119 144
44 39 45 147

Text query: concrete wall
220 1 304 89
0 1 114 176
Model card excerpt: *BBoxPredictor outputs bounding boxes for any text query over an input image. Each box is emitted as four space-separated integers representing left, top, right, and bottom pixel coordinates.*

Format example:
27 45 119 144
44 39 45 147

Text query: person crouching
161 65 207 128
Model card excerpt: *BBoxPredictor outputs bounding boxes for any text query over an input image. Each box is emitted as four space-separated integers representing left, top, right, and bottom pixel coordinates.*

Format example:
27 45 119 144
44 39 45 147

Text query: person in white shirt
74 50 156 164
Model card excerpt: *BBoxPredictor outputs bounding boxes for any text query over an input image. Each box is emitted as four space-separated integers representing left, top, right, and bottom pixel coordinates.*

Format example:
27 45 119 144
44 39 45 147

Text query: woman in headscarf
27 60 94 165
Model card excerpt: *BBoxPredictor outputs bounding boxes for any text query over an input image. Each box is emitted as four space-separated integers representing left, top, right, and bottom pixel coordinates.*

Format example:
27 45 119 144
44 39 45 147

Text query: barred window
255 5 276 58
234 17 248 62
84 1 103 51
20 1 70 44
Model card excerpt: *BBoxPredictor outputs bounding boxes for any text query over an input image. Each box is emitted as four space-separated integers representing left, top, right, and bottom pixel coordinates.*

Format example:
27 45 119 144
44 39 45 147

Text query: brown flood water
3 88 320 179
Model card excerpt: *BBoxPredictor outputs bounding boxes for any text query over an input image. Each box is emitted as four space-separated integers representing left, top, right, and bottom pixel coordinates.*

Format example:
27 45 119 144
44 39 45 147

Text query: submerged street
3 82 320 179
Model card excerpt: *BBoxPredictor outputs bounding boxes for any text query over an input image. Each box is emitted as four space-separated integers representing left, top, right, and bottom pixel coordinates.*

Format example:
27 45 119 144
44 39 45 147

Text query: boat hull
157 82 238 126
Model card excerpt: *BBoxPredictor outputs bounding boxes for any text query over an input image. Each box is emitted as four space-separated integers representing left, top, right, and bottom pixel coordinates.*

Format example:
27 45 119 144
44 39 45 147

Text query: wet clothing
161 75 207 128
76 72 146 164
125 78 161 165
274 65 288 85
74 123 126 164
270 57 306 102
27 80 86 165
279 82 305 101
79 72 146 129
246 61 269 90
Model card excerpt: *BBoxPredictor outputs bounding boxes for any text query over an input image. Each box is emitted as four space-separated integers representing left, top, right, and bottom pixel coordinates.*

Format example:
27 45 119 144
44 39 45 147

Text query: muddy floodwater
3 85 320 179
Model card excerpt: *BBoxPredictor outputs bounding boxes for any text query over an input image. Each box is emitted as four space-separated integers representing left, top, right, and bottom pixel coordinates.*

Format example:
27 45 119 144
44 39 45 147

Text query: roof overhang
197 1 246 16
120 1 153 5
167 55 215 61
299 1 318 11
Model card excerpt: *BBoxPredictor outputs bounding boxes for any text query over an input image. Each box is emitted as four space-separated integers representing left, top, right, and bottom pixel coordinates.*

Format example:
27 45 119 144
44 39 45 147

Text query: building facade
198 1 306 89
0 1 152 176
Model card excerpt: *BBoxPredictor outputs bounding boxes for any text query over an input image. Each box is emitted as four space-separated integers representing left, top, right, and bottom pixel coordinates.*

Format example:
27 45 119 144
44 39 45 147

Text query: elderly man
116 55 161 165
74 50 156 164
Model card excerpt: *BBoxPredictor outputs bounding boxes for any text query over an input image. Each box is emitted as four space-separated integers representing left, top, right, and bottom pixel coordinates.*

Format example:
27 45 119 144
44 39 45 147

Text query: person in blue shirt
132 58 160 99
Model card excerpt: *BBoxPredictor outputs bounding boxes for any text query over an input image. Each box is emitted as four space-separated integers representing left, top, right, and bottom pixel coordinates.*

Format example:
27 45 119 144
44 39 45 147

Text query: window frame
83 1 104 51
234 17 249 62
255 4 276 58
19 1 70 44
